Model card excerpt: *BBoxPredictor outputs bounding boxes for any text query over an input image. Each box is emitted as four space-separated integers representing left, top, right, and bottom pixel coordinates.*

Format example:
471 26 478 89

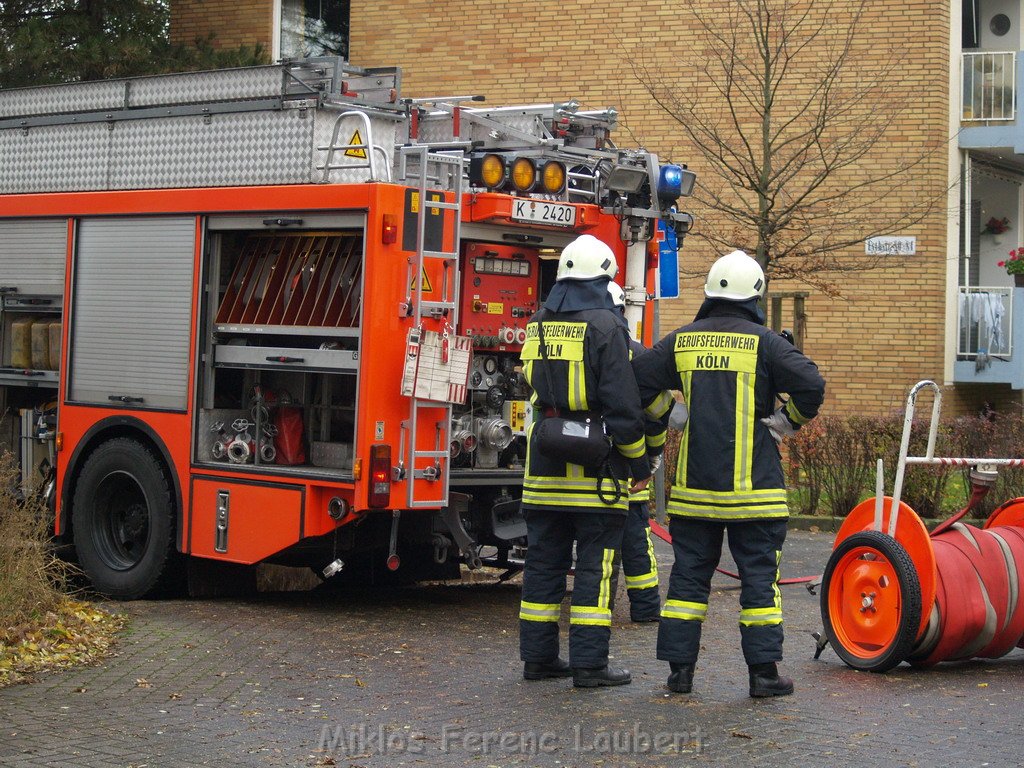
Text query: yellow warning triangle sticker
344 129 367 159
410 268 433 293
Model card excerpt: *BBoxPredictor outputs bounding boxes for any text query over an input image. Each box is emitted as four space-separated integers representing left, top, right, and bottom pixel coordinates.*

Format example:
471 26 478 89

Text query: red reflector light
382 213 398 244
368 444 392 508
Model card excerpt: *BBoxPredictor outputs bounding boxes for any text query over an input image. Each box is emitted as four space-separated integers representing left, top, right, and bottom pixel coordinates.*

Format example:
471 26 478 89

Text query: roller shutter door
69 217 195 410
0 219 67 295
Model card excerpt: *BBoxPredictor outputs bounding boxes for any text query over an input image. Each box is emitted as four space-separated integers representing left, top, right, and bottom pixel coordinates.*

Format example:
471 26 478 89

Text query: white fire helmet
556 235 618 281
607 281 626 308
704 250 766 301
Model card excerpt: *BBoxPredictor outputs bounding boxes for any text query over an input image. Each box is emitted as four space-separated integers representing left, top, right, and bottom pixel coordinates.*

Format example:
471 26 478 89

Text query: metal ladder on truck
395 144 464 509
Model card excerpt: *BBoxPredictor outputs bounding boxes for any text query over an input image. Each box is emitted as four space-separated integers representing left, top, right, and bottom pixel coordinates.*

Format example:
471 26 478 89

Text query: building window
279 0 349 60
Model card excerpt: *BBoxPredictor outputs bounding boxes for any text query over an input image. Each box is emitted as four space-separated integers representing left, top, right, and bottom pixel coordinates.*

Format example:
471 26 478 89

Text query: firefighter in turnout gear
632 250 825 698
518 234 653 688
607 281 667 622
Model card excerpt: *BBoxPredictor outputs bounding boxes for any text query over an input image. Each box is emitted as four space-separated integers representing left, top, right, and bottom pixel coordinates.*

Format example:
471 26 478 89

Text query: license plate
510 199 577 227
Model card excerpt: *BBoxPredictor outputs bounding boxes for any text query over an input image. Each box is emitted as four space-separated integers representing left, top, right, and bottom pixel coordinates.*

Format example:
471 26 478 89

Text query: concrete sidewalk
1 529 1022 767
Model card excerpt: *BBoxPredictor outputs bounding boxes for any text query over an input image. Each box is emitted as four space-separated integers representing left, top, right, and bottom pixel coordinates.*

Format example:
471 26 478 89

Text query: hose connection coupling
970 464 1000 488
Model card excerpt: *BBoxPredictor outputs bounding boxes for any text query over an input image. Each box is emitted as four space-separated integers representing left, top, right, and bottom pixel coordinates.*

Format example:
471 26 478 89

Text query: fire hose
648 519 818 586
818 380 1024 672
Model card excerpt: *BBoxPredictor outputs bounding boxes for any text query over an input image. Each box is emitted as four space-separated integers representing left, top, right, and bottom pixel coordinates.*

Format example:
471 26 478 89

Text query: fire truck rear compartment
198 227 362 478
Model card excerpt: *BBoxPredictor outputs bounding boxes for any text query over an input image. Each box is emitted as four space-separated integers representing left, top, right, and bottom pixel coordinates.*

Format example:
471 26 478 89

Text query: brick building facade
170 1 1024 419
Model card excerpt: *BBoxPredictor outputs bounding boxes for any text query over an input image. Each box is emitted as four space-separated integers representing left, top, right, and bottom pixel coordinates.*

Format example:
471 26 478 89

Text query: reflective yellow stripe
525 477 610 490
570 605 612 627
661 599 707 621
519 601 561 622
598 548 615 609
628 485 651 503
667 501 789 520
739 550 783 626
522 487 628 511
671 487 788 503
643 526 659 583
617 435 646 459
786 399 811 425
739 607 783 626
568 361 586 411
645 391 674 419
668 483 788 518
625 571 659 590
646 430 667 449
678 373 692 486
734 371 754 492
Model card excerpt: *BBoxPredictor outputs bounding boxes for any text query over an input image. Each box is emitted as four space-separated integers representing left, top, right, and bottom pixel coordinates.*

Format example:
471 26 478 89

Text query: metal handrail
317 110 391 182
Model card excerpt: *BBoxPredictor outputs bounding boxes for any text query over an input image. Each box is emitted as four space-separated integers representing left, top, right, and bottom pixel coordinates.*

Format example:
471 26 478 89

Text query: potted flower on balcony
983 216 1011 244
999 246 1024 287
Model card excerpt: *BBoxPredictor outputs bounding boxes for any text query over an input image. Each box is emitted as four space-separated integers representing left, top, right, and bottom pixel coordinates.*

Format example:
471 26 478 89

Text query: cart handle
887 380 942 536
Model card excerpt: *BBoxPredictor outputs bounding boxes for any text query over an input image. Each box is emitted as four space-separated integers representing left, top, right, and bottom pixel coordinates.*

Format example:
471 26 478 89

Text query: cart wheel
821 530 922 673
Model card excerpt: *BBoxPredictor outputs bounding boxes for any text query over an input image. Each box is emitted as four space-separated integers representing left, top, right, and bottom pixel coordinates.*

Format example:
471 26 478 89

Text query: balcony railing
962 51 1017 122
958 286 1013 357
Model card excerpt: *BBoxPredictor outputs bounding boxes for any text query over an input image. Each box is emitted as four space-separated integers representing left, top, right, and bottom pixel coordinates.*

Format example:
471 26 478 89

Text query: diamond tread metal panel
0 110 316 193
128 66 288 107
0 66 291 119
0 123 112 192
109 111 314 189
0 80 126 118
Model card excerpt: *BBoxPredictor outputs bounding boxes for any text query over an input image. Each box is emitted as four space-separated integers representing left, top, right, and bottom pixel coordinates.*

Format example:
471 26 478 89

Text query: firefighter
607 281 668 622
518 234 653 688
632 250 825 698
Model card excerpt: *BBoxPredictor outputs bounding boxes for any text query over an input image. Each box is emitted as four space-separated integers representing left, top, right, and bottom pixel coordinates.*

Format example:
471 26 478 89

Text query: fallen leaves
0 599 125 688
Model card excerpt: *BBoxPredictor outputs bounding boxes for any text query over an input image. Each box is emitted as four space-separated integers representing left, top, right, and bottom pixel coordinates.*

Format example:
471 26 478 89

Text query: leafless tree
629 0 949 295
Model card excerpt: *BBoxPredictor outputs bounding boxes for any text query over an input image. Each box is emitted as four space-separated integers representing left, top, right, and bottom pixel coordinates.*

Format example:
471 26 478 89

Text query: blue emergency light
657 164 696 200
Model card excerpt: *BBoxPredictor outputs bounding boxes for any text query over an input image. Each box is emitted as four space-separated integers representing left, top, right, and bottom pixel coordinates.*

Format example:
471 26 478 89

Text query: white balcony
962 51 1017 122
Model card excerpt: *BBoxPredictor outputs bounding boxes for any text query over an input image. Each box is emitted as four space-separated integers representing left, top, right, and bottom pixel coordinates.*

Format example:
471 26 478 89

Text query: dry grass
0 451 68 626
0 450 124 686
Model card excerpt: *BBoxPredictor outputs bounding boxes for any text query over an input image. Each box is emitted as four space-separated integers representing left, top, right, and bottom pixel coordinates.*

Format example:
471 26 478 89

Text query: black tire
820 530 921 673
72 437 181 599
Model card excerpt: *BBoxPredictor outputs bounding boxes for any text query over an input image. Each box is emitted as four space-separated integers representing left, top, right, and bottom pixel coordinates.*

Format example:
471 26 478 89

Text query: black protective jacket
521 303 651 513
632 300 825 520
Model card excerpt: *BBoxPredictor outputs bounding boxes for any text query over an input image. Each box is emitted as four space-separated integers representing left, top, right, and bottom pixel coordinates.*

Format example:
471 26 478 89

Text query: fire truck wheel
72 437 181 600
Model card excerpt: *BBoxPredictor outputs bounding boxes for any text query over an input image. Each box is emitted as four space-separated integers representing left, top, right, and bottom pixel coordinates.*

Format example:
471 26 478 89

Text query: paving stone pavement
2 529 1024 768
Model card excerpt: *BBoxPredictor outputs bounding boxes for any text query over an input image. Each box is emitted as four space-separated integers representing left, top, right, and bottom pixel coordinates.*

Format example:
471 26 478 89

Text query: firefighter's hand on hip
760 406 797 444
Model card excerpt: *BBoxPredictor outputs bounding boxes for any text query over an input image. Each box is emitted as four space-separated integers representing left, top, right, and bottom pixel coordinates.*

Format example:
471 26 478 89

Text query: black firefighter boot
748 662 794 698
666 662 695 694
572 666 632 688
523 658 572 680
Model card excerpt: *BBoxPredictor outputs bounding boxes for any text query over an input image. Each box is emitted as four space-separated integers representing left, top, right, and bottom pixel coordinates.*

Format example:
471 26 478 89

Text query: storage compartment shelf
214 344 359 372
214 324 361 338
0 369 58 388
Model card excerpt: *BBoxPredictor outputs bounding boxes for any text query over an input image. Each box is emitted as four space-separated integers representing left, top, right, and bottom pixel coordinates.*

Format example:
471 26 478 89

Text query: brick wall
170 0 273 50
349 1 995 418
171 1 1015 419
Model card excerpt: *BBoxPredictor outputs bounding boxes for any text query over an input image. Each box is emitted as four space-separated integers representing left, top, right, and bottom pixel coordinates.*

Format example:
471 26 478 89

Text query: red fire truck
0 58 693 598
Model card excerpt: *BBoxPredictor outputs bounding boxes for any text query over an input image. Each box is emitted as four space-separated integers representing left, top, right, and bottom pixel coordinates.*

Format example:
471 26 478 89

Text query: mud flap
491 496 526 541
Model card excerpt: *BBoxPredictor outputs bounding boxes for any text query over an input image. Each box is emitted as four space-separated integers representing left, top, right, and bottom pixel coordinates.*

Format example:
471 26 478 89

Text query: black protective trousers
619 501 660 620
519 508 625 669
656 517 787 666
